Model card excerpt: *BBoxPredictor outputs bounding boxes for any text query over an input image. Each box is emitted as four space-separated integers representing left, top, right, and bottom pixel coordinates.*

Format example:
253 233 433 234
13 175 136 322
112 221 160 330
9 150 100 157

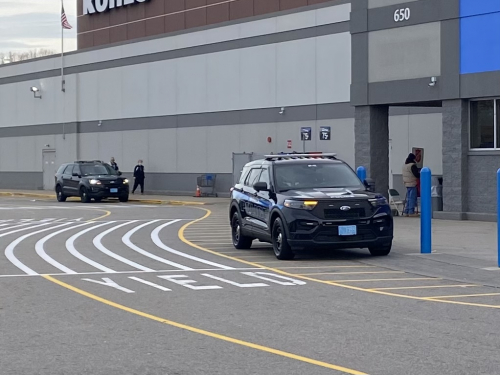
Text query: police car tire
56 187 67 202
369 242 392 256
119 195 129 203
231 213 252 249
80 187 91 203
272 218 295 260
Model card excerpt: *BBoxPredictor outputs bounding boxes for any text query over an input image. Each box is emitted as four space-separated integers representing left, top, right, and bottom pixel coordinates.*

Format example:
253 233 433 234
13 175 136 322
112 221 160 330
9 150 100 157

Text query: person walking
402 153 421 217
132 159 145 195
110 157 119 172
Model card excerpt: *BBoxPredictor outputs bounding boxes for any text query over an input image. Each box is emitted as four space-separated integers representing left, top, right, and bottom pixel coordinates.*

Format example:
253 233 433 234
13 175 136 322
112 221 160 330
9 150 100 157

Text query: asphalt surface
1 196 500 375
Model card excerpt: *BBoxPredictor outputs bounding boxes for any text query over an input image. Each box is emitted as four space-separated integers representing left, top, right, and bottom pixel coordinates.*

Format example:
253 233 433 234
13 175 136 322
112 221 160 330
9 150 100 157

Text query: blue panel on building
460 12 500 74
461 0 500 17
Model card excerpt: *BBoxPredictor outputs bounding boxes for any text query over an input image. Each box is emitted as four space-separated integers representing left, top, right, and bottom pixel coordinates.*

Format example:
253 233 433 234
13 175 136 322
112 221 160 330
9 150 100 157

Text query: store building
0 0 497 220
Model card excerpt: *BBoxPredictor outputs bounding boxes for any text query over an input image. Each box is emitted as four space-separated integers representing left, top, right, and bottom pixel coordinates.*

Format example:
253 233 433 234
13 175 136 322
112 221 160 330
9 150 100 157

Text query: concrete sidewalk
0 189 228 206
373 216 500 287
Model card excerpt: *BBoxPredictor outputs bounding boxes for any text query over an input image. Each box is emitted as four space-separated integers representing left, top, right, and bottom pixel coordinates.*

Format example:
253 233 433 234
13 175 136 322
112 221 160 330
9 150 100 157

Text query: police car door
252 167 272 237
241 167 262 234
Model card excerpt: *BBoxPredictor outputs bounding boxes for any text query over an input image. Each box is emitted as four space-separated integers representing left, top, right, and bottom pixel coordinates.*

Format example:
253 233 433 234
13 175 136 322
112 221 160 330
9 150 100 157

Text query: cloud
0 0 77 54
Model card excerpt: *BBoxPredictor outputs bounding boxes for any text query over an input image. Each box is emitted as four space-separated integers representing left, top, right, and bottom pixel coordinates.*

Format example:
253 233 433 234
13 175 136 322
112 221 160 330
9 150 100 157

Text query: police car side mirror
72 172 80 177
253 182 269 192
364 178 375 192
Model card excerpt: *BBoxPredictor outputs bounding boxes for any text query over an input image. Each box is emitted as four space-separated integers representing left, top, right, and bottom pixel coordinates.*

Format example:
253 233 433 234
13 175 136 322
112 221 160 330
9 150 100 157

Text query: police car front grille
324 208 365 220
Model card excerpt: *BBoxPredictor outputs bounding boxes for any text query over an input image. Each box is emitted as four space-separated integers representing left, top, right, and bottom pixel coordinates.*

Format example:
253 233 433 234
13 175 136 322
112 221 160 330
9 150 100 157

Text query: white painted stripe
129 276 172 291
0 267 265 278
122 220 193 270
0 222 34 232
65 222 116 273
151 221 234 270
5 223 73 275
35 222 92 274
93 221 155 272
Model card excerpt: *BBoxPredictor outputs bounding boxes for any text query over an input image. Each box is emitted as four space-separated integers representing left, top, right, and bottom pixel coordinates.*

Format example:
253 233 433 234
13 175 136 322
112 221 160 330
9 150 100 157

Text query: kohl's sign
83 0 150 15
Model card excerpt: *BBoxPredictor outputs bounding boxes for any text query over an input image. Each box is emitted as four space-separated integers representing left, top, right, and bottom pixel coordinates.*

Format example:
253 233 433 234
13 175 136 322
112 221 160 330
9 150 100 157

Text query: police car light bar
264 153 337 160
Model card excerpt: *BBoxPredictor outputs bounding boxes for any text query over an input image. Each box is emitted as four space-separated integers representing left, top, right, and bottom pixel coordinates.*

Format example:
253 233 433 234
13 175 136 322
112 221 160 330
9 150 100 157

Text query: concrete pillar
354 105 389 197
442 99 469 217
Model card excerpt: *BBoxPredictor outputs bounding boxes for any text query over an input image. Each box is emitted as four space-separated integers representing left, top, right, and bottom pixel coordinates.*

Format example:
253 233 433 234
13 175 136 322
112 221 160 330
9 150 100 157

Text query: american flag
61 3 72 29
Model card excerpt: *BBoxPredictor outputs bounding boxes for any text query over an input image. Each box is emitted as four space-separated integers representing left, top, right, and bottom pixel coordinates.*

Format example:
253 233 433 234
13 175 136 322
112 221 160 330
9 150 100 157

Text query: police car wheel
272 218 294 260
56 187 67 202
231 213 252 249
369 242 392 256
80 187 91 203
119 195 129 203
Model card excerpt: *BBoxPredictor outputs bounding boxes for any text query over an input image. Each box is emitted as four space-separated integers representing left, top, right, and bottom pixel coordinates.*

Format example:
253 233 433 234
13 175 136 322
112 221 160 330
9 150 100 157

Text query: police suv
229 153 394 260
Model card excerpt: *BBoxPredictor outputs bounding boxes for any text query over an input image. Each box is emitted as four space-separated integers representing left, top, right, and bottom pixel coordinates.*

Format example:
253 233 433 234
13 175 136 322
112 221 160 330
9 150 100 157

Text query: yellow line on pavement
178 207 500 310
325 277 439 283
425 293 500 299
370 284 479 291
42 275 367 375
298 271 405 276
86 209 111 222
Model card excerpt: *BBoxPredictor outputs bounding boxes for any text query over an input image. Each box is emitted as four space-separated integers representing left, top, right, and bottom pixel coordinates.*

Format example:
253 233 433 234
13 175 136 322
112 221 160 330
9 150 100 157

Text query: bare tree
0 49 57 64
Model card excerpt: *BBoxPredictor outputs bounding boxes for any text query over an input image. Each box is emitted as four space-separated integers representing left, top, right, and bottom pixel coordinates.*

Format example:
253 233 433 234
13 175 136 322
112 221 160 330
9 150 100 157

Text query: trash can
431 176 443 215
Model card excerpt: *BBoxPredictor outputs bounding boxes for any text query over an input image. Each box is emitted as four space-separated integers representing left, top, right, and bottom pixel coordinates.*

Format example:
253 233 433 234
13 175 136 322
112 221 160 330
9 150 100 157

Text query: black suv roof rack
264 153 337 161
74 160 104 164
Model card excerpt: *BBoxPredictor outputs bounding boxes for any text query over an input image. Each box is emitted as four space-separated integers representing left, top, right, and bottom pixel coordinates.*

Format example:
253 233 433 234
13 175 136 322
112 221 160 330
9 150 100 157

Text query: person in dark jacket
132 160 145 195
110 157 119 172
402 153 421 217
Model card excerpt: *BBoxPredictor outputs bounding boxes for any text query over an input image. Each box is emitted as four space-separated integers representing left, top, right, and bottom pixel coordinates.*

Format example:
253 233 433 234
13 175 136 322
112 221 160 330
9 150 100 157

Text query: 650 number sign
393 8 410 22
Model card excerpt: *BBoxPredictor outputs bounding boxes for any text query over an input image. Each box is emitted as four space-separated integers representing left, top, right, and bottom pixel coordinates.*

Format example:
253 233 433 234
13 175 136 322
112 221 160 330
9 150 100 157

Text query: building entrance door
42 150 56 190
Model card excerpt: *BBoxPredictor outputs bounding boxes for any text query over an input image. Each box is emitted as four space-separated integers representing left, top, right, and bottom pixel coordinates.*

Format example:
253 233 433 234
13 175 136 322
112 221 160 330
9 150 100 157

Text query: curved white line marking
122 220 193 270
5 223 73 275
66 222 116 273
93 221 154 272
0 222 36 232
35 222 92 274
151 221 234 270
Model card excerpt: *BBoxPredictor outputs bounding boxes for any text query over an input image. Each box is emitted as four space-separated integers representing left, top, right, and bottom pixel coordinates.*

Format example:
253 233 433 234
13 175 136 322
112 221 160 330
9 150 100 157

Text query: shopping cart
197 174 218 197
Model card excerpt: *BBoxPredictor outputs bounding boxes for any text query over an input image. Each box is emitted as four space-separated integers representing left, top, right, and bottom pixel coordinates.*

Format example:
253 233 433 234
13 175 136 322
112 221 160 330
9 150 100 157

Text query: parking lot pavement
3 198 500 375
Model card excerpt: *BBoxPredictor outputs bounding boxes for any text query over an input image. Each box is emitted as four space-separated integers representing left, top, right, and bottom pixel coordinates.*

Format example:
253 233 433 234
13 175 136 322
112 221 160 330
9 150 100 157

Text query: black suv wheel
369 242 392 256
80 187 91 203
119 195 129 203
272 218 294 260
231 212 253 249
56 186 67 202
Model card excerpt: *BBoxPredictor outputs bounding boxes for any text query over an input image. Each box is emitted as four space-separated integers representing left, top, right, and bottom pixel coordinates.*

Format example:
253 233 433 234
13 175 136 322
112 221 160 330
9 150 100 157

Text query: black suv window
274 163 362 192
80 163 118 176
244 168 261 187
58 165 69 174
72 165 81 176
238 166 251 184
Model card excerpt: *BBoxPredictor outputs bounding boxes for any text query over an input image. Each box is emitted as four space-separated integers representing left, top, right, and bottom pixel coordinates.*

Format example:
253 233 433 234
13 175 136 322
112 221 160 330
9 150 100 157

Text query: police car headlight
123 179 129 184
89 179 101 185
284 200 318 210
369 197 388 207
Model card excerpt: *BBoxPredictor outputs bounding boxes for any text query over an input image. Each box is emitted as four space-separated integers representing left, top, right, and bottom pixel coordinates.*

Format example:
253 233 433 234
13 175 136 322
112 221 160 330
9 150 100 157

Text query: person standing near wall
402 153 421 217
132 160 145 195
110 157 119 172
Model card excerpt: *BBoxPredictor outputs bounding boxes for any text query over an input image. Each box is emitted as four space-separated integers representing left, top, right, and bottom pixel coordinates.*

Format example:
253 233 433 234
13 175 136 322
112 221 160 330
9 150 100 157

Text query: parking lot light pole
421 167 432 254
497 169 500 267
357 166 366 182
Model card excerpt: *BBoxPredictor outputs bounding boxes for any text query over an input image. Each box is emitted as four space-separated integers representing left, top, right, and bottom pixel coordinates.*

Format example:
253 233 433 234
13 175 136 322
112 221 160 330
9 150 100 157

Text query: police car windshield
275 163 362 191
80 164 117 176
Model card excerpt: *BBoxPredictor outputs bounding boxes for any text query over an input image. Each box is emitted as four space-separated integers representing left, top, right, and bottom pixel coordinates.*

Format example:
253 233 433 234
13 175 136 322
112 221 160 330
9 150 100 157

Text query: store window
470 100 496 149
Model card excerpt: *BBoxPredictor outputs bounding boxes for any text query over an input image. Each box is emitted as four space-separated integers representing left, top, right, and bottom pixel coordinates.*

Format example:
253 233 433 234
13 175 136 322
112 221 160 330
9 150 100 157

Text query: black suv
55 161 129 203
229 153 393 260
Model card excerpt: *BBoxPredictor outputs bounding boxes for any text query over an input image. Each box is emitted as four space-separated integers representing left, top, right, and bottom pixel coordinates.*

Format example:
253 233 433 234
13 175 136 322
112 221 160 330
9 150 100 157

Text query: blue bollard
420 167 432 254
357 166 366 182
497 169 500 267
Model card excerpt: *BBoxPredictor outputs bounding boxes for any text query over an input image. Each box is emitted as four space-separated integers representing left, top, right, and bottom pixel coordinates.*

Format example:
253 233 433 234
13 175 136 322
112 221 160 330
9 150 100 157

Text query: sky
0 0 77 55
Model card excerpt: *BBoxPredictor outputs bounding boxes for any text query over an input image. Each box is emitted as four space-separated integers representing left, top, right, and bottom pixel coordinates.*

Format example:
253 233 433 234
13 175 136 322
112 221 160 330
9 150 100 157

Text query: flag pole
61 0 65 93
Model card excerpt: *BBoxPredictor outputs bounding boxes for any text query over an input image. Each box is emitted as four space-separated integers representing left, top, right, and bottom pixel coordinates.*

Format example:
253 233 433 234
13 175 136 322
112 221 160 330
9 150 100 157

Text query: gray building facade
0 0 497 219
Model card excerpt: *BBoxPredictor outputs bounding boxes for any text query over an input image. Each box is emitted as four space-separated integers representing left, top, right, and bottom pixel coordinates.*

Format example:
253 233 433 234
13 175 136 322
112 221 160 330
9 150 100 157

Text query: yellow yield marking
298 271 404 276
43 275 368 375
329 277 439 283
179 207 500 310
425 293 500 299
370 284 479 291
